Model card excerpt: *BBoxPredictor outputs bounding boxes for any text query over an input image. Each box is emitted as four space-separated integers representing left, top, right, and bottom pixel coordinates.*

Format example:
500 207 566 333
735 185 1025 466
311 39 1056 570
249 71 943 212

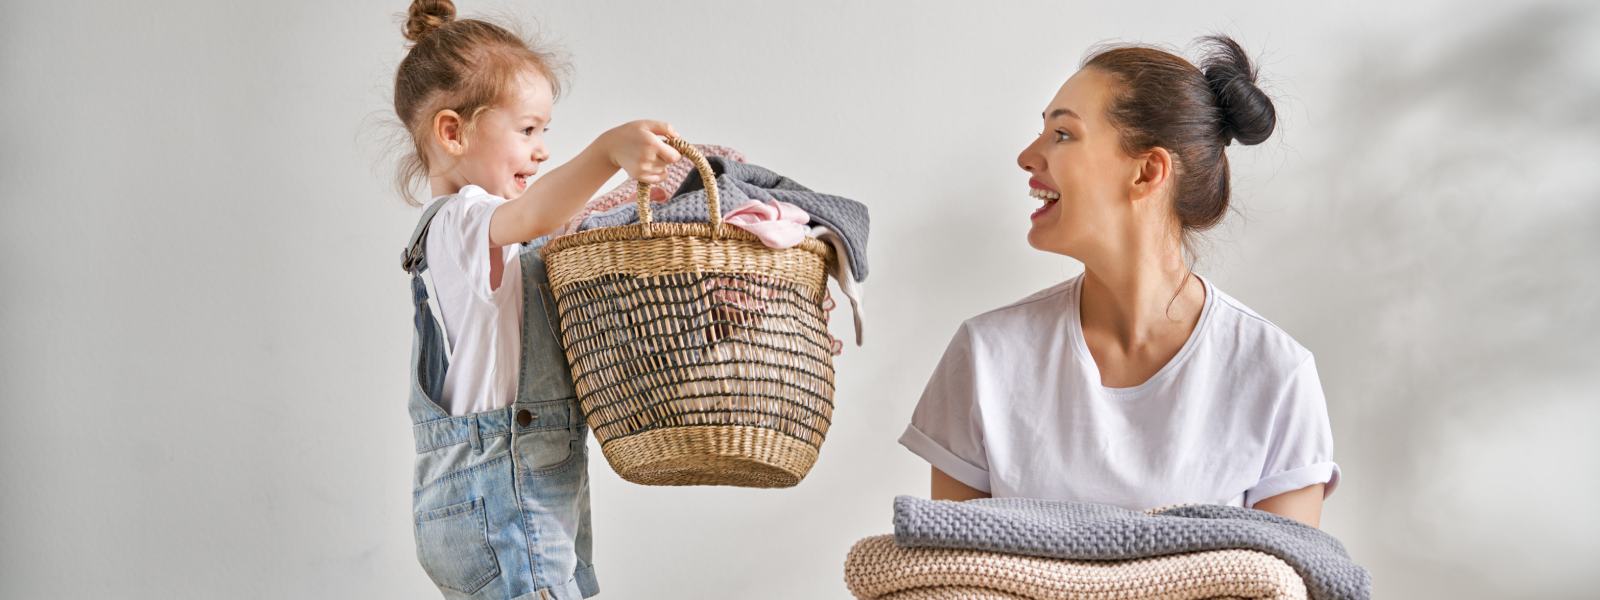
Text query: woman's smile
1029 178 1060 220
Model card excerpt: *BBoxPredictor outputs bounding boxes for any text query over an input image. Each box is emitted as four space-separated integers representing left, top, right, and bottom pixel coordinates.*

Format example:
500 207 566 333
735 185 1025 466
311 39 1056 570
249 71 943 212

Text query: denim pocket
414 497 500 594
515 426 577 475
536 281 565 342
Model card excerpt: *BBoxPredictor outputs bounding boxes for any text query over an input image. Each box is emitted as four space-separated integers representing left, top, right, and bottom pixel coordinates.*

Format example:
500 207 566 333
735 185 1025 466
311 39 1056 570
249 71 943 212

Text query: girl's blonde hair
393 0 564 205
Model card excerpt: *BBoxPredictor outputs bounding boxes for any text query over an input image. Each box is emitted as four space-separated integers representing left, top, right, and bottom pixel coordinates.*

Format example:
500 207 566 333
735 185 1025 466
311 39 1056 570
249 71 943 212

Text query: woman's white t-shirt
899 274 1339 509
425 185 524 416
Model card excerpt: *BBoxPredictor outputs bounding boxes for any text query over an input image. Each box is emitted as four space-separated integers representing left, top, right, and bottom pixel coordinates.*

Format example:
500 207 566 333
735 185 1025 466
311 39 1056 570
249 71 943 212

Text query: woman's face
1017 68 1141 259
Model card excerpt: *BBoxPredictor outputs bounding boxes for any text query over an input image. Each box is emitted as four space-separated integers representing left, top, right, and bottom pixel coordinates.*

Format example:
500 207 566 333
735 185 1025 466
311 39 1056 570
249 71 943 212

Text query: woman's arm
931 466 990 501
1251 483 1325 527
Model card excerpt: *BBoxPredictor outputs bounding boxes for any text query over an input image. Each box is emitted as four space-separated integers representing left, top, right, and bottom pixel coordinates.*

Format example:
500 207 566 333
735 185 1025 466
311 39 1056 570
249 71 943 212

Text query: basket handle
636 137 722 239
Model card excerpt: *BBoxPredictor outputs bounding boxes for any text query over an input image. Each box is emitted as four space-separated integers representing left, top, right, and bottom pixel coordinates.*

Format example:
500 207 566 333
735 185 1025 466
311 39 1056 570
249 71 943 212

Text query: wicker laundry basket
540 138 837 487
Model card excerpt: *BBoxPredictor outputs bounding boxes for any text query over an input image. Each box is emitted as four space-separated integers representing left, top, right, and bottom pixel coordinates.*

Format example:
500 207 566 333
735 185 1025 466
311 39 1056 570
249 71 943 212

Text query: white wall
3 1 1597 597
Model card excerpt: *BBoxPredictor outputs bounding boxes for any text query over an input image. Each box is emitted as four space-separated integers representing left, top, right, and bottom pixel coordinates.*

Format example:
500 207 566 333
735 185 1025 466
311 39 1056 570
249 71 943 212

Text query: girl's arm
489 120 680 247
931 466 990 501
1252 483 1325 527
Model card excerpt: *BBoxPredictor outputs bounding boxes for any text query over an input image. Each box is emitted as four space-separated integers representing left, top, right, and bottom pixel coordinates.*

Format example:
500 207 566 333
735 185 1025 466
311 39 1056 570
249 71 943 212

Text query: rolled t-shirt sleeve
1245 355 1341 507
899 322 992 493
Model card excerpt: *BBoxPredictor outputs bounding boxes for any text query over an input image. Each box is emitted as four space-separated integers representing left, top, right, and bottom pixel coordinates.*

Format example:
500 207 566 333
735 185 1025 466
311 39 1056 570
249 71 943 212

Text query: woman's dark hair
1083 35 1275 233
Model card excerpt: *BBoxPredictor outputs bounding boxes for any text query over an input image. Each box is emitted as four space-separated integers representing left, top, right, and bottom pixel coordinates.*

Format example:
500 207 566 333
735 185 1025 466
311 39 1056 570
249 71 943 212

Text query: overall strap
401 197 453 274
401 196 457 361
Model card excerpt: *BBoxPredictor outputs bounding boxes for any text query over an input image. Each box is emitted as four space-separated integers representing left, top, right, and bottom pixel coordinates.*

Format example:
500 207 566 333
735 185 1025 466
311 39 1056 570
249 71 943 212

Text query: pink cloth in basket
724 199 810 249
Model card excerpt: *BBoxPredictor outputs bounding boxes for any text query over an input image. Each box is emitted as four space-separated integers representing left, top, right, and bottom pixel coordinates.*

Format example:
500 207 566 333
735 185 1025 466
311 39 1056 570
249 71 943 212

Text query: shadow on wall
1240 2 1600 597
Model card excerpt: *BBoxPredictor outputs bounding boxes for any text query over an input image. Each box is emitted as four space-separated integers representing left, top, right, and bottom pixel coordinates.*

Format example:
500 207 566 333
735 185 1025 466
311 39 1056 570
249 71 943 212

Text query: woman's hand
598 120 681 183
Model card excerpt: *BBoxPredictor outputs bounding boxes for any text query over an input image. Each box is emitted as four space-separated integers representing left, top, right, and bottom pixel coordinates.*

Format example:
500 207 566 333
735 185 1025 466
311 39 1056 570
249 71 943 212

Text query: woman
899 36 1338 527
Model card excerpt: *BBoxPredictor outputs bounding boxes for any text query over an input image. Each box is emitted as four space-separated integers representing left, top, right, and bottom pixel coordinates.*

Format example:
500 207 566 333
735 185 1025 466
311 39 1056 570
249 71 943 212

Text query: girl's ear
1129 146 1173 205
432 109 466 156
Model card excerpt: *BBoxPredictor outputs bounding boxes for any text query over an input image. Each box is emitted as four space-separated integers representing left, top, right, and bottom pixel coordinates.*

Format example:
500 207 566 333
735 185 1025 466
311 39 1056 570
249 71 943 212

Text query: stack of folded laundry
844 496 1370 600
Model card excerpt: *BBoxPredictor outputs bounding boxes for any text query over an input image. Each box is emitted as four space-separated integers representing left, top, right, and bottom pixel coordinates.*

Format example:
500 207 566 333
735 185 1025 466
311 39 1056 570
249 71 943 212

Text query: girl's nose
532 143 550 163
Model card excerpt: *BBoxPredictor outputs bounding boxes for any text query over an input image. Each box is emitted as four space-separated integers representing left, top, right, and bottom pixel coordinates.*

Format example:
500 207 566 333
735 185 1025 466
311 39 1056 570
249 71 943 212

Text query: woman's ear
1129 146 1173 204
432 109 466 156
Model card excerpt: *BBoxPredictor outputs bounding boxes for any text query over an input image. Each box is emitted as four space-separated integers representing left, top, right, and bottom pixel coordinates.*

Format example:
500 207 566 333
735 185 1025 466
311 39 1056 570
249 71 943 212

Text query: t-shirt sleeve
898 322 992 493
432 194 505 303
1245 355 1341 507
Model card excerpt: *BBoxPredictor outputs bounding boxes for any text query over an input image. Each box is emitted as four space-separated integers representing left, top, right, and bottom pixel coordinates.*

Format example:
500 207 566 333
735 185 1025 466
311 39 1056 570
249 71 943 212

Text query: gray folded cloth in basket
578 156 871 282
893 495 1370 600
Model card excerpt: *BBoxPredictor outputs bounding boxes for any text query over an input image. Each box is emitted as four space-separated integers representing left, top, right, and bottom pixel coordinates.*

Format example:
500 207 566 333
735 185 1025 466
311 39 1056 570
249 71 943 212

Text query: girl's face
1016 68 1143 260
450 71 555 199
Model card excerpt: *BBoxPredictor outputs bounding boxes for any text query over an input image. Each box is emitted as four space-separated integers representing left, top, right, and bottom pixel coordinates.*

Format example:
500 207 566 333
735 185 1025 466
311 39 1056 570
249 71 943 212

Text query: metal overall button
516 409 537 428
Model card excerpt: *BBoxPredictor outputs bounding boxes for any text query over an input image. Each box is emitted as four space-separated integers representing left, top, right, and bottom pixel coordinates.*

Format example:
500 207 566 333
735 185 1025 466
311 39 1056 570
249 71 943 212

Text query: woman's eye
1054 130 1073 143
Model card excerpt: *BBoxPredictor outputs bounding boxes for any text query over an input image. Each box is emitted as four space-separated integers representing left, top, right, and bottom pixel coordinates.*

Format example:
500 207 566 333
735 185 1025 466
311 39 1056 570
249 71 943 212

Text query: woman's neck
1078 233 1204 350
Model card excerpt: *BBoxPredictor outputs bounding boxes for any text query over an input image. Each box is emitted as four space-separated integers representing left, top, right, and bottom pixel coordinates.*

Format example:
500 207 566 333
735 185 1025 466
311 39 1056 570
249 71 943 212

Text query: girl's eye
522 127 537 135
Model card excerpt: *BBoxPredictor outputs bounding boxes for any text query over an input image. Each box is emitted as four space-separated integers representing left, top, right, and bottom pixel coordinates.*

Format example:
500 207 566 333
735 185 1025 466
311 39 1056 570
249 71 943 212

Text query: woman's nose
1017 139 1043 174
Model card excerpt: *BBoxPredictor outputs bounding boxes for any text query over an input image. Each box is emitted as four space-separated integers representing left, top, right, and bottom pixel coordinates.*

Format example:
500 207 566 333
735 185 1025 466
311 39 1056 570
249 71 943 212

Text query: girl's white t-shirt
425 185 524 416
899 274 1339 509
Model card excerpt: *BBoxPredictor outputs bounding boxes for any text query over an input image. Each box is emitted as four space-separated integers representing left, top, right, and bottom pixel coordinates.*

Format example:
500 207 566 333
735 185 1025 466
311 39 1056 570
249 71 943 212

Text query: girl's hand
600 120 682 183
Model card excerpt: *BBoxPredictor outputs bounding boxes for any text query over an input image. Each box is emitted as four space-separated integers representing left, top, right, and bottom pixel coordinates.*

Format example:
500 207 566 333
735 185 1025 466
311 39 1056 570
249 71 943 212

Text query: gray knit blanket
578 156 870 282
893 496 1370 600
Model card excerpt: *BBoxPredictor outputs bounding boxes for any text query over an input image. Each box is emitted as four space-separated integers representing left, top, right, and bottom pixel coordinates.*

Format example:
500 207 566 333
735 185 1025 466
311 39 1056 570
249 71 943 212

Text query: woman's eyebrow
1043 108 1080 121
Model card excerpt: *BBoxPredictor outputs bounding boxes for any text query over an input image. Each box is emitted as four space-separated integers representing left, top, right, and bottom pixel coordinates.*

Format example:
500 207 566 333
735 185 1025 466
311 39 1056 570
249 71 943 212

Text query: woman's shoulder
1202 282 1314 368
955 277 1080 344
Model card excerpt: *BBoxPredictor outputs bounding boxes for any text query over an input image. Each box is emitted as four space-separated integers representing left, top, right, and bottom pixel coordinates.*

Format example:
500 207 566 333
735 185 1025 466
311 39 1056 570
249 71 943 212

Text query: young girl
901 36 1338 528
393 1 679 598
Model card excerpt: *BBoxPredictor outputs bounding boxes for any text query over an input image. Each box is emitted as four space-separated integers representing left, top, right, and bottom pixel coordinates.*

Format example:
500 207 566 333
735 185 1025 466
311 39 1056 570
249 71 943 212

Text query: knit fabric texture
893 496 1369 600
845 535 1307 600
578 156 870 282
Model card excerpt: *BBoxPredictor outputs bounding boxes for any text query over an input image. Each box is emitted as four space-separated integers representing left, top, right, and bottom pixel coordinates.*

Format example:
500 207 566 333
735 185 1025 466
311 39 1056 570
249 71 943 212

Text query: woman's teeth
1029 187 1061 201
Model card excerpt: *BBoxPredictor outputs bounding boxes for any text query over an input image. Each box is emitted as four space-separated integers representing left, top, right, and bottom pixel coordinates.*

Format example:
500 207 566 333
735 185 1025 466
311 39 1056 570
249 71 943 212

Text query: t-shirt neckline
1067 272 1216 396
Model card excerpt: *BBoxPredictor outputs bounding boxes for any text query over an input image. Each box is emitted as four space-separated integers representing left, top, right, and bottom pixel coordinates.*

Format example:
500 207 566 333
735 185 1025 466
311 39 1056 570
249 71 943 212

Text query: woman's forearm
1252 483 1325 528
931 466 991 501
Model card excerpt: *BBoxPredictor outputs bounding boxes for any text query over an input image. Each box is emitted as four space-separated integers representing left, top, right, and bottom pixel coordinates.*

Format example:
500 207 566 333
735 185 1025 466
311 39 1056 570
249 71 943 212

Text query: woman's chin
1026 227 1051 251
1027 225 1076 257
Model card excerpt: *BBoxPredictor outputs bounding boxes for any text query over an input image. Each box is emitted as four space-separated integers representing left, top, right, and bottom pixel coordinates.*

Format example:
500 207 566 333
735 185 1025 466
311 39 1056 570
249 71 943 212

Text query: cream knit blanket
845 535 1307 600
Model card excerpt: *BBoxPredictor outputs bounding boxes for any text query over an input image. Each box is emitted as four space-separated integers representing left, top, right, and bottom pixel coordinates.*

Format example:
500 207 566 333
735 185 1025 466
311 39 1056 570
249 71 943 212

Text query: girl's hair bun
403 0 457 44
1200 35 1275 146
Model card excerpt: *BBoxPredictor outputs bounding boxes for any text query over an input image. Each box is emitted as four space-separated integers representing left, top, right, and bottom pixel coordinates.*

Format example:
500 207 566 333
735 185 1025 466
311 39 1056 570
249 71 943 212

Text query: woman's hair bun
403 0 457 44
1200 35 1275 146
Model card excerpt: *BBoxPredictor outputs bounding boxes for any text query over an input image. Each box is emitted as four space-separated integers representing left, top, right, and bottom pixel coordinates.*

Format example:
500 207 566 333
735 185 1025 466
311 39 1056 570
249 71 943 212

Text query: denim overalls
401 198 599 600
